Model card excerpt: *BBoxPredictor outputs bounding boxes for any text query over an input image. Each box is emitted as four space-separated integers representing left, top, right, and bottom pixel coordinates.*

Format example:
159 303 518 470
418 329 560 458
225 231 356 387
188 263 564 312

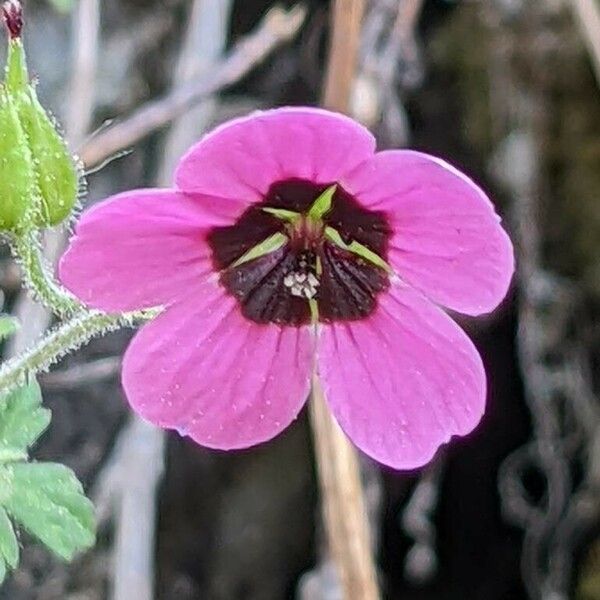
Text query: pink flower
59 107 514 470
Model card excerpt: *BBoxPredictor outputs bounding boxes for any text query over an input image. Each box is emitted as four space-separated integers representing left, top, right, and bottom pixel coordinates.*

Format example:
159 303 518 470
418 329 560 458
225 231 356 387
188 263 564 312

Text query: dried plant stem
322 0 365 113
309 377 380 600
309 1 380 599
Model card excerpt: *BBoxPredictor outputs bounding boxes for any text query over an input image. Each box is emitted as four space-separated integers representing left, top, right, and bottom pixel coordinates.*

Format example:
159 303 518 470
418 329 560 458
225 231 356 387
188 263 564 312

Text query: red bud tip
2 0 22 39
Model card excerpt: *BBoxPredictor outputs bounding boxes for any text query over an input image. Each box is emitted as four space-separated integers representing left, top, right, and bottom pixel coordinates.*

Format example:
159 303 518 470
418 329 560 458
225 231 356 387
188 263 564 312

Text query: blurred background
1 0 599 598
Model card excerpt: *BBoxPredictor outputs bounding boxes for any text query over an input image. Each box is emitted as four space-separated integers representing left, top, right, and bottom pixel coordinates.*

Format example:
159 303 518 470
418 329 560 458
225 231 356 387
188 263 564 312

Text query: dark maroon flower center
207 179 392 326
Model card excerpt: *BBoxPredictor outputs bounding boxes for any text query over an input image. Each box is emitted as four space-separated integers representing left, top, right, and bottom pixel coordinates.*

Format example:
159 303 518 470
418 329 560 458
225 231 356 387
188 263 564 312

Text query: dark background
1 0 599 599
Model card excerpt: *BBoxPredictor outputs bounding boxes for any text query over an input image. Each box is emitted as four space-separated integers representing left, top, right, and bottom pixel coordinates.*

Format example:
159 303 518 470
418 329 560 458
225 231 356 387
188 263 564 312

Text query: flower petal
175 107 376 201
317 284 486 470
122 281 314 449
342 150 514 315
59 189 245 312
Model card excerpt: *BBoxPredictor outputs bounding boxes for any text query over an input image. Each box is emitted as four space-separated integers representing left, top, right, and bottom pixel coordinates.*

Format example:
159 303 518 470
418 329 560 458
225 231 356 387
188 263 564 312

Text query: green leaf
0 508 19 572
0 316 19 341
2 463 95 561
0 380 50 456
308 184 336 219
324 226 393 274
0 382 96 580
0 506 17 583
230 232 288 268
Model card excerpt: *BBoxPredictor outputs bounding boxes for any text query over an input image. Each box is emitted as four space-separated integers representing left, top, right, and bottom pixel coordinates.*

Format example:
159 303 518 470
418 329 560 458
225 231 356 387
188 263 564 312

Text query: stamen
283 268 320 299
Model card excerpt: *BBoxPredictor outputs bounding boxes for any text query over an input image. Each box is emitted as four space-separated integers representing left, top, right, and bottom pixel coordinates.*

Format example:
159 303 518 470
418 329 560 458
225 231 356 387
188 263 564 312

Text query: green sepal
5 39 27 94
325 226 393 273
17 88 79 226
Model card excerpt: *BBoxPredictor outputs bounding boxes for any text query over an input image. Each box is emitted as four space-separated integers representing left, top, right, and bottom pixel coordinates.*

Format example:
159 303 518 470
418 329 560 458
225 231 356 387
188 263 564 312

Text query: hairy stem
11 231 84 317
0 310 146 394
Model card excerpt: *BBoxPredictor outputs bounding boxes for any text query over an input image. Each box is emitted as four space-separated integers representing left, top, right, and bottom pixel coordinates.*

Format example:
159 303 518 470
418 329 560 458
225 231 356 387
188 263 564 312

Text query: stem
310 376 380 599
310 1 380 599
0 310 143 394
11 231 84 317
322 0 365 114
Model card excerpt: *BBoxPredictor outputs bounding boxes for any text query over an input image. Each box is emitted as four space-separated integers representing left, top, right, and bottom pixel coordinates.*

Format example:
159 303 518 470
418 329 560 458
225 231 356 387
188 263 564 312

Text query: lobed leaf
0 507 19 584
0 379 50 456
2 462 95 561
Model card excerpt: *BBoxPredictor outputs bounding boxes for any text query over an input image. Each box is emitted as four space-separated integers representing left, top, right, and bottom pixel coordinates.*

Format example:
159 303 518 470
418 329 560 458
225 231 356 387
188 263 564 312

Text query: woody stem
309 1 381 600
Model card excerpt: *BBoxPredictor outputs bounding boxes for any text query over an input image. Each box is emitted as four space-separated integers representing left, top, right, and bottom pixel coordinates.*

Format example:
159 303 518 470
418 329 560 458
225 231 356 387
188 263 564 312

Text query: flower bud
0 1 80 232
18 85 80 226
0 89 36 230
